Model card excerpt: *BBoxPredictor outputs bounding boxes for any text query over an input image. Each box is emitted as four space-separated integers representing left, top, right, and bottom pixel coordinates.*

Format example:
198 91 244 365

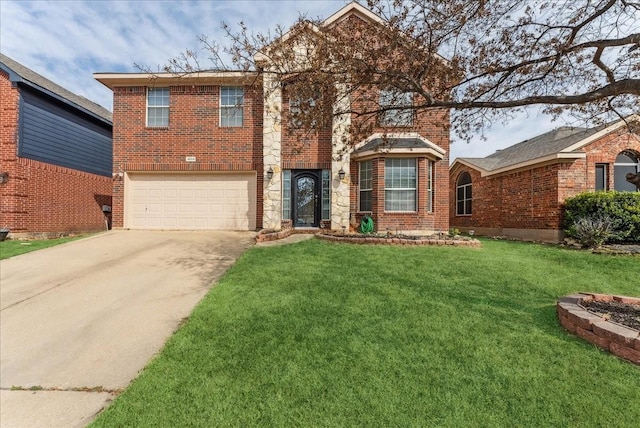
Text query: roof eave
560 113 640 153
321 2 386 28
351 147 444 161
482 153 586 177
93 71 260 89
449 158 489 175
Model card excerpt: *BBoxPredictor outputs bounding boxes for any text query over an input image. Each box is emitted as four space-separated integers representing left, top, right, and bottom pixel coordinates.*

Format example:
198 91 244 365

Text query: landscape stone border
557 293 640 365
255 228 293 243
316 233 481 247
255 229 482 247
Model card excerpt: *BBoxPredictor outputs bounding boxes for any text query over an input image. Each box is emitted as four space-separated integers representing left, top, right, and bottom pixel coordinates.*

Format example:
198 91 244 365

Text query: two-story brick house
449 115 640 242
1 54 112 237
95 3 451 234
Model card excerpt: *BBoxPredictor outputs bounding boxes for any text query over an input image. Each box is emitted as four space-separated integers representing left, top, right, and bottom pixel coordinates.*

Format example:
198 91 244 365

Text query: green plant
563 191 640 244
91 240 640 427
571 214 613 248
0 235 87 260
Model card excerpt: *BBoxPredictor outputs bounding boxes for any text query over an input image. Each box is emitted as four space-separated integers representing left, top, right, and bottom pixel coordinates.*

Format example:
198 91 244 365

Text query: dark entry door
292 170 321 227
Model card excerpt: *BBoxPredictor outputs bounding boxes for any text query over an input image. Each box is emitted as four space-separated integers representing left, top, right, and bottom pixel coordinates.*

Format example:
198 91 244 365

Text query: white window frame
613 151 639 191
146 87 169 127
384 158 417 212
427 160 434 212
359 160 373 212
322 170 331 220
456 172 472 216
379 90 413 127
282 170 291 220
220 86 244 127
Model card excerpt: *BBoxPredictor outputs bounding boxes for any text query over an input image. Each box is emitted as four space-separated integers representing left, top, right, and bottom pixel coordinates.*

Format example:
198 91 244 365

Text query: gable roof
453 115 640 176
0 53 112 123
321 2 385 28
351 132 446 160
254 2 385 65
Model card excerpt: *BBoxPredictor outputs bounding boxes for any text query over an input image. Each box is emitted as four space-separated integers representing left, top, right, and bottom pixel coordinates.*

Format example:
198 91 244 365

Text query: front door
292 170 321 227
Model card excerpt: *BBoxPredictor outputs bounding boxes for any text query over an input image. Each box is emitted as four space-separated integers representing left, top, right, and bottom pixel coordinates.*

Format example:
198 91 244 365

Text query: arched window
456 172 472 216
614 150 640 191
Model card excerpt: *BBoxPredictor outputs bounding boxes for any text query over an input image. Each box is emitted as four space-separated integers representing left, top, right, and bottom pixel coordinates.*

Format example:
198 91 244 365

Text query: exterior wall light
338 167 346 180
0 172 8 184
266 166 274 180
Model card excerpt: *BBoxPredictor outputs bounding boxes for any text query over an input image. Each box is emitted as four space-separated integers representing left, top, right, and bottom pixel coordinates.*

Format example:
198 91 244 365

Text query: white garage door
126 173 256 230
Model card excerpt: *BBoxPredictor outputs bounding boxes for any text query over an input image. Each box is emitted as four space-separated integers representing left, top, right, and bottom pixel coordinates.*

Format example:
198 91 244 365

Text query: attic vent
115 86 144 94
169 85 216 94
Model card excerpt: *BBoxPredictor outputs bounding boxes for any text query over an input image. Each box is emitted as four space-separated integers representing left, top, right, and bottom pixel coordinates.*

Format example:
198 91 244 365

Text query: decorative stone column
331 83 351 231
262 72 282 230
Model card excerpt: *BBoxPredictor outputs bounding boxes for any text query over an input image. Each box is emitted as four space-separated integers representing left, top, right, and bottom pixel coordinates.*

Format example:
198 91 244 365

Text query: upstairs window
220 86 244 127
456 172 472 216
147 87 169 127
379 90 413 127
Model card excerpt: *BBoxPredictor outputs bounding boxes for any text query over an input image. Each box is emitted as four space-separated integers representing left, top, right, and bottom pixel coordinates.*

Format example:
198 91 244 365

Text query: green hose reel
360 215 374 233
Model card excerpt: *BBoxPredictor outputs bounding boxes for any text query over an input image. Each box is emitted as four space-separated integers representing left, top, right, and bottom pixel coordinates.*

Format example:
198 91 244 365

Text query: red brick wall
346 98 450 232
111 84 265 228
450 129 640 236
281 88 333 169
450 163 565 231
579 130 640 193
1 71 111 235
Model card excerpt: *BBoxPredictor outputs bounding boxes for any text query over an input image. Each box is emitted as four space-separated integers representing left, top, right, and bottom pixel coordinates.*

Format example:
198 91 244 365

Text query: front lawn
92 239 639 427
0 235 85 260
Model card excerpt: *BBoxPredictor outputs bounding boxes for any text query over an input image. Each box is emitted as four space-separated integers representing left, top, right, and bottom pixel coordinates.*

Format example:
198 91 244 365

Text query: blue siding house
0 54 113 236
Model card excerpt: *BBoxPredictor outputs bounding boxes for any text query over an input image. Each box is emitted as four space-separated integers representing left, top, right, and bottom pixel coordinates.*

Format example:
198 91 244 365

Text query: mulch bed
581 300 640 331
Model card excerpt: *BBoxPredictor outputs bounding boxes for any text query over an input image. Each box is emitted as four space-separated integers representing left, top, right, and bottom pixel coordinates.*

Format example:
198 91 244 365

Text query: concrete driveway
0 230 255 428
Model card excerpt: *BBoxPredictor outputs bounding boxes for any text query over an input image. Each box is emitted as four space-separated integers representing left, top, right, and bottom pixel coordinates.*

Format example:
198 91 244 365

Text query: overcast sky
0 0 564 161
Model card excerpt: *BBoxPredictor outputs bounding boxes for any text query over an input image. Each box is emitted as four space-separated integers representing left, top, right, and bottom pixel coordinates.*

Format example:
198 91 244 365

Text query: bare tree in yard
161 0 640 143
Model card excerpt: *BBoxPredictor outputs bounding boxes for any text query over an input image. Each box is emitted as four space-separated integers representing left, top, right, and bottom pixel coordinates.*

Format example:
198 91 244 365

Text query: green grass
92 239 640 427
0 235 86 259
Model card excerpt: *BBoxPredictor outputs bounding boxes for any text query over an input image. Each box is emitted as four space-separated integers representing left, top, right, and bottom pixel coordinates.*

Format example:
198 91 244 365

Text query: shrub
563 191 640 244
570 214 613 248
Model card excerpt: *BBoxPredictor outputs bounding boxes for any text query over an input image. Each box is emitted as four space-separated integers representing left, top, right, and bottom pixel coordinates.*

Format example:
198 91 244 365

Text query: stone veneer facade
262 72 283 230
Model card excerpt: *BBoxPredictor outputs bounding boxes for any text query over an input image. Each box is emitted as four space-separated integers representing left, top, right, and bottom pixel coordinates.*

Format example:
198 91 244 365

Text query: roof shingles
458 124 610 172
0 53 112 123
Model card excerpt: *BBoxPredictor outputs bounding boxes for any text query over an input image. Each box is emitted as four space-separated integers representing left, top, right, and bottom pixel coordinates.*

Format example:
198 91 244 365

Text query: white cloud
0 0 565 159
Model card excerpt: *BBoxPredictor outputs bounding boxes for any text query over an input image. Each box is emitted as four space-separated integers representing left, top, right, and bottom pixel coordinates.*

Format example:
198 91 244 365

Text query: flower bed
316 232 481 247
557 293 640 365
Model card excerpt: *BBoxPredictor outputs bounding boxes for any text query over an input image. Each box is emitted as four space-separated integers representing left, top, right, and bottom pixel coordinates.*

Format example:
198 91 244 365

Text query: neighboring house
94 2 450 233
0 54 113 237
449 115 640 242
